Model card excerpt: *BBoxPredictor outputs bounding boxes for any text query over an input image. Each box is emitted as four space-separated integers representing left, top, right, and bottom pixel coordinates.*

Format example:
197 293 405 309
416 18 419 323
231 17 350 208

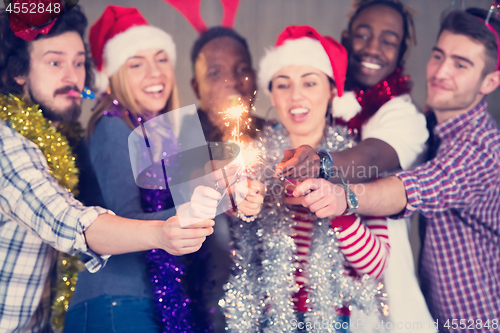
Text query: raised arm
277 95 428 182
0 124 216 271
293 136 499 219
292 177 406 218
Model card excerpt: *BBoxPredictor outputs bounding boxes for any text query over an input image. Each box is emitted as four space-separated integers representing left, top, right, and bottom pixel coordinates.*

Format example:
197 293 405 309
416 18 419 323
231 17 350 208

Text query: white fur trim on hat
93 68 110 94
103 25 176 77
258 37 333 95
332 91 362 121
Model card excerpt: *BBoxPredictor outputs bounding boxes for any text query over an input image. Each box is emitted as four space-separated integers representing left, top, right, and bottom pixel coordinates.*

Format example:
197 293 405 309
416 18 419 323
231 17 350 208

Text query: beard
28 86 82 124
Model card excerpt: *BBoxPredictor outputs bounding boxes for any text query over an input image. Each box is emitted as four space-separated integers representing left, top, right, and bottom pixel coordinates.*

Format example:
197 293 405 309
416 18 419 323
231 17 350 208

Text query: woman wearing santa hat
64 6 220 333
222 26 390 332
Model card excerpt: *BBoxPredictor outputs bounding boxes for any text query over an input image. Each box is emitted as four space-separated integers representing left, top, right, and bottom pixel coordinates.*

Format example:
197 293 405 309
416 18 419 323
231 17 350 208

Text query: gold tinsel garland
0 95 82 330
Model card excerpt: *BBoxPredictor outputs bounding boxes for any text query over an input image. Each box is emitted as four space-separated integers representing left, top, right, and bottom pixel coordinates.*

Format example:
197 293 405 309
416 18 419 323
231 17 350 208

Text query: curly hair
190 26 251 72
347 0 417 66
0 5 94 95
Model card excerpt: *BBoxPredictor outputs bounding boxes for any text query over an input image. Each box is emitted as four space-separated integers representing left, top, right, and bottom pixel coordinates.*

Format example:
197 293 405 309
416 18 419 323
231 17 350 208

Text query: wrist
341 186 349 214
317 150 334 180
235 207 260 223
339 181 358 216
148 220 166 250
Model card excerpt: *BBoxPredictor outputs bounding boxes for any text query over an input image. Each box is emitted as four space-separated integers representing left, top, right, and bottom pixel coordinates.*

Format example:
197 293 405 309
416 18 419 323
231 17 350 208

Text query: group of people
0 1 498 333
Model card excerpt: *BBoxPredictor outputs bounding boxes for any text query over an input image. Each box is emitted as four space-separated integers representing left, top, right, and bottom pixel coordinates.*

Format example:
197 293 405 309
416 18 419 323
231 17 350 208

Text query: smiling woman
222 25 390 332
270 65 335 148
124 49 174 119
63 5 191 333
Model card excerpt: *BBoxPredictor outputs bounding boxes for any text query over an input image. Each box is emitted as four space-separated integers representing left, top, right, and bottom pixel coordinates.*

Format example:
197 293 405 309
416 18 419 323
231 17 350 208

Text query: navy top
70 115 176 307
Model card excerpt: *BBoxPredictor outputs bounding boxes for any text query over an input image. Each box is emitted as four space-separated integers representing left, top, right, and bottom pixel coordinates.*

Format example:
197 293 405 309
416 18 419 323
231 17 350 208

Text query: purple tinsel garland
146 248 194 332
105 106 197 332
142 187 196 333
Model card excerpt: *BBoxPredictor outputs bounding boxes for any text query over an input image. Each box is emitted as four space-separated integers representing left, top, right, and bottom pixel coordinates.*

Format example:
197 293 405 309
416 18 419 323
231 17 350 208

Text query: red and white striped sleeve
331 215 390 279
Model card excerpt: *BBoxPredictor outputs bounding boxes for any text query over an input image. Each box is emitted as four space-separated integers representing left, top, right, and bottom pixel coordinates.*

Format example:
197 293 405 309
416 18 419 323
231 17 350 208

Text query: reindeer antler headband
163 0 241 33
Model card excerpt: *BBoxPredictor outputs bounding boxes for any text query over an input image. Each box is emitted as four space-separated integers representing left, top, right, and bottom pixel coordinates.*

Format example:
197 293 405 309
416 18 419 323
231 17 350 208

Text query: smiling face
426 30 488 119
270 65 334 144
125 48 174 117
192 36 256 119
15 31 86 123
347 4 404 88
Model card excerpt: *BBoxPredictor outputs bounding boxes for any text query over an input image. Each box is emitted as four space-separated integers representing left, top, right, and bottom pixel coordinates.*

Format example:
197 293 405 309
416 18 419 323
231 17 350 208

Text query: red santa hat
89 6 176 93
259 26 347 97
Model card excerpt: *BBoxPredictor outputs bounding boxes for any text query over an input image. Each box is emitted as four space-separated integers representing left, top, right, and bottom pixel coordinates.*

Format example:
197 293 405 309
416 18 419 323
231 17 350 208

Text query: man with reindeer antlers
164 1 266 331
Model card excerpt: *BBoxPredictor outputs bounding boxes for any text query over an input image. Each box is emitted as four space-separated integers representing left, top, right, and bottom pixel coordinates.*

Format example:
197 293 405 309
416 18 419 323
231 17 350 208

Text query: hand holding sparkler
210 97 265 217
176 185 220 227
204 159 241 192
234 179 265 217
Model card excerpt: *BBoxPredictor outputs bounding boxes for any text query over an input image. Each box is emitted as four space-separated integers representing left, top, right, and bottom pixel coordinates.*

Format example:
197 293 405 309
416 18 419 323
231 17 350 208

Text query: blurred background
66 0 500 127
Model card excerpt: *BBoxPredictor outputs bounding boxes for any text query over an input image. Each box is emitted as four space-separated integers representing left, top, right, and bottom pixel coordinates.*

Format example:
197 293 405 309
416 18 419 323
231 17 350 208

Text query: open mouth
143 84 165 94
289 107 309 122
361 61 382 70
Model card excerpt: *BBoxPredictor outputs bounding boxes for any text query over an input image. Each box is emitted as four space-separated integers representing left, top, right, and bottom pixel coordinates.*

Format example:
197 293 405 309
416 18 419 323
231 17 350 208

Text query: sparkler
221 96 263 170
214 97 267 207
222 97 248 143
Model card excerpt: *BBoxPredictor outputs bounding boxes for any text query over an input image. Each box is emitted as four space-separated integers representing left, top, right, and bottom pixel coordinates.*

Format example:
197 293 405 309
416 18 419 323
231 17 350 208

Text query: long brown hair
86 64 180 140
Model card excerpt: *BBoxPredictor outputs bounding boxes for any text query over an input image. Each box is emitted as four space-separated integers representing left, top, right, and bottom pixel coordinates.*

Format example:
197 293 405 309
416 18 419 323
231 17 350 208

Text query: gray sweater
70 115 175 307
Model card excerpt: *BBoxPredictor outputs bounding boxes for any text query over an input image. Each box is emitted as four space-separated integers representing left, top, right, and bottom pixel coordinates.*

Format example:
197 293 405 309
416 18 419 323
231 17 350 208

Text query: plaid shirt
0 122 110 332
396 100 500 332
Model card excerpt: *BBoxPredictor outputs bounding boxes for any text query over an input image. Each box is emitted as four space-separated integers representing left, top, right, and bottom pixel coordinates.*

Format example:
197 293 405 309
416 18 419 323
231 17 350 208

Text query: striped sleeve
333 215 390 279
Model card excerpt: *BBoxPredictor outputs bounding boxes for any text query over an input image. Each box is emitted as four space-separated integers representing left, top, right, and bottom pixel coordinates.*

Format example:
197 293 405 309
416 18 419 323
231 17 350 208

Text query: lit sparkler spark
221 97 250 143
224 104 247 120
238 143 263 169
220 97 263 169
225 104 246 142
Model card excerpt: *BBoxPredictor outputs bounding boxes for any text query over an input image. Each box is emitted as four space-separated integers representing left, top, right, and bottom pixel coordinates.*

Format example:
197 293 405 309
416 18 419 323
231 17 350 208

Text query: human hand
177 185 221 226
204 159 241 192
276 145 320 181
234 179 264 216
158 216 214 256
293 178 346 218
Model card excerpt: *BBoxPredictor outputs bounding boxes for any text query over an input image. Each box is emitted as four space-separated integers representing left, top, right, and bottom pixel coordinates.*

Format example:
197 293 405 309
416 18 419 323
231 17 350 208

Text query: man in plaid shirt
0 6 218 332
294 8 500 332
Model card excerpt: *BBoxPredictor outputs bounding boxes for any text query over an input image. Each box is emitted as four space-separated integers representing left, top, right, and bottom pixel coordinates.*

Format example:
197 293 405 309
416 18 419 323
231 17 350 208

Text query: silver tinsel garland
258 191 298 333
222 122 384 332
221 218 264 332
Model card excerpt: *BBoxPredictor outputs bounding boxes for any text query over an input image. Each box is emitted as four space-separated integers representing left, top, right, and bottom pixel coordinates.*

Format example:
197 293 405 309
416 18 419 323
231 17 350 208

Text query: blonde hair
87 64 180 139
